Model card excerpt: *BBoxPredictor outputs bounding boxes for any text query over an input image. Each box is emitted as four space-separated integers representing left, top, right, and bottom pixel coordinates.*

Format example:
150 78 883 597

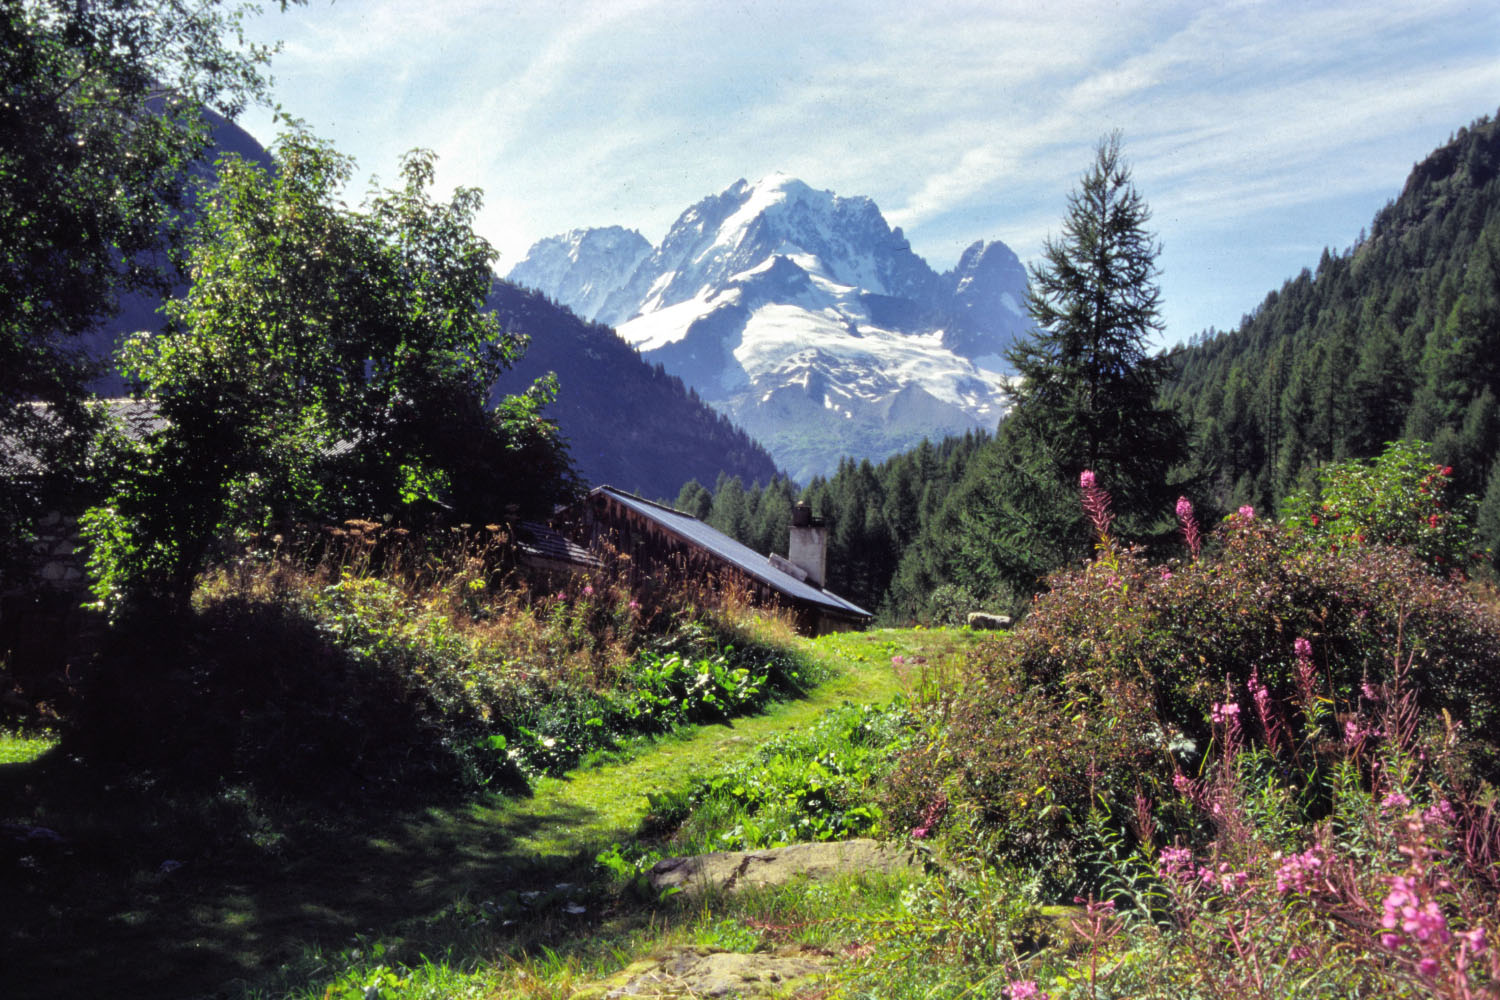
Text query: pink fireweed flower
1381 791 1412 811
1211 701 1241 726
1361 680 1382 702
1160 566 1172 581
628 600 640 611
1078 469 1114 539
1176 495 1202 558
1006 982 1047 1000
1287 946 1311 963
1238 505 1255 519
1418 958 1440 978
1424 799 1456 826
1275 847 1325 895
583 585 594 596
1158 846 1196 882
1382 876 1451 945
1294 637 1313 659
1199 862 1248 893
1380 932 1404 951
555 591 566 600
1463 926 1487 955
1247 669 1271 714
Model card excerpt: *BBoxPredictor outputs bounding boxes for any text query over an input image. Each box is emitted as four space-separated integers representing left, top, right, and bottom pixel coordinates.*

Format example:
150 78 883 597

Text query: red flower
1429 514 1440 528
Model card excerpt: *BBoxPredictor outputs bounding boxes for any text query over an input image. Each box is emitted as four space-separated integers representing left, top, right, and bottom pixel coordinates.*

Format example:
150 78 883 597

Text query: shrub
662 701 918 853
904 475 1500 895
1281 439 1483 575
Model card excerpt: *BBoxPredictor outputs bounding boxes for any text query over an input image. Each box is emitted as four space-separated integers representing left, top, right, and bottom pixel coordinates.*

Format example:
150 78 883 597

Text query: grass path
0 628 980 1000
489 633 916 858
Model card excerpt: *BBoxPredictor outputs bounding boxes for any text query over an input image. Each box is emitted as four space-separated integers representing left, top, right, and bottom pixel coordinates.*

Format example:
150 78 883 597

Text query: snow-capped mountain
506 226 652 324
506 174 1032 480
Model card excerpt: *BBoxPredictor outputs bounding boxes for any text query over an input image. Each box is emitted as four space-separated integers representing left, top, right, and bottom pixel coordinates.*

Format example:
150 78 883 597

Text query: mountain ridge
507 174 1033 479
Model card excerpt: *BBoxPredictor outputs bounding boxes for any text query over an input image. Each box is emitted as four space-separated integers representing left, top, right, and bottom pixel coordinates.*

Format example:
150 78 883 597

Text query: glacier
506 174 1032 482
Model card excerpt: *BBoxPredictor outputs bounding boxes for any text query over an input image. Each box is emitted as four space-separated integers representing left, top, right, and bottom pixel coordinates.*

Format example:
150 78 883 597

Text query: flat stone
572 946 828 999
648 839 918 898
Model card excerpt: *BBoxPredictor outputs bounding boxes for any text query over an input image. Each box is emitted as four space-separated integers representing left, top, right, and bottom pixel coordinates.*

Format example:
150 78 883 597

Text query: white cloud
240 0 1500 340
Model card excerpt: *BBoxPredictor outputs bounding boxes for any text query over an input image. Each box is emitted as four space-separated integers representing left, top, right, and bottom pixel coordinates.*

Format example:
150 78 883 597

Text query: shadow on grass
0 598 636 1000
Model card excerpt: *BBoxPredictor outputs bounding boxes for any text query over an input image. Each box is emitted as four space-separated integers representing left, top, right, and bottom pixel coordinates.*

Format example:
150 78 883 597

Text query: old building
537 486 871 636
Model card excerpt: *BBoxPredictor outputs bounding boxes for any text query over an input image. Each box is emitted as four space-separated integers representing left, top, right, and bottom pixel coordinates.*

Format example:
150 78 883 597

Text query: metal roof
594 486 872 620
517 520 604 569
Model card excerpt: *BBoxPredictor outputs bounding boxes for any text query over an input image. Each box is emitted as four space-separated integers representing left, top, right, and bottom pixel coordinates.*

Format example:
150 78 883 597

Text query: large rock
648 838 917 898
573 945 828 999
966 611 1012 630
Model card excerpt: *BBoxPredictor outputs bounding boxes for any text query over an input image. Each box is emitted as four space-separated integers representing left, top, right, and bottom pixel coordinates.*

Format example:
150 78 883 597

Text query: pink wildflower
1176 495 1202 558
1160 566 1172 581
1078 469 1114 539
1287 946 1311 962
1238 505 1255 519
1381 791 1412 811
1423 799 1456 826
1344 717 1375 747
1382 876 1451 945
1380 933 1403 951
1294 637 1313 659
1159 846 1195 882
1007 982 1047 1000
1463 926 1487 955
1275 848 1324 894
628 600 640 611
1211 701 1241 726
583 585 594 596
555 591 566 600
1418 957 1440 978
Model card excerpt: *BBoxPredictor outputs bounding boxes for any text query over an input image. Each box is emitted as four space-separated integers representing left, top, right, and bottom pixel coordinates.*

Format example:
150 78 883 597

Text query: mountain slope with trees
486 281 782 498
1164 109 1500 555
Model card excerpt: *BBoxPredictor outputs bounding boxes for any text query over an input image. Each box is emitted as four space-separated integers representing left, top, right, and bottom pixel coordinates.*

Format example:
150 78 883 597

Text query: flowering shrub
898 471 1500 895
1281 439 1483 575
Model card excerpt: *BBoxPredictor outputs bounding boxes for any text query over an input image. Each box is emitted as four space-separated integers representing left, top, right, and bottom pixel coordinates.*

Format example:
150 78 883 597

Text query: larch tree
932 133 1188 606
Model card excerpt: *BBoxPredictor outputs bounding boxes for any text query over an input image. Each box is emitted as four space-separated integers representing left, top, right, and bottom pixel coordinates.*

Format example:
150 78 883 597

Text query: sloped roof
517 520 604 569
594 486 871 620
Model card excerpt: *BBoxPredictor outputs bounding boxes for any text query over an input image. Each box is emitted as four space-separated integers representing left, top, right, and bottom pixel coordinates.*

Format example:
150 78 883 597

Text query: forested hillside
673 430 992 616
487 281 781 499
1164 110 1500 535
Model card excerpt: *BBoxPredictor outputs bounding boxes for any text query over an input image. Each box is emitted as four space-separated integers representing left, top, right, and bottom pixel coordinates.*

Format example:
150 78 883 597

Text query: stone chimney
787 501 828 588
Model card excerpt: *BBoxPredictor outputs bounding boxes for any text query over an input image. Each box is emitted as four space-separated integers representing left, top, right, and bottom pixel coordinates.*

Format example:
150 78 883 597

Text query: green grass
0 625 959 1000
0 729 56 764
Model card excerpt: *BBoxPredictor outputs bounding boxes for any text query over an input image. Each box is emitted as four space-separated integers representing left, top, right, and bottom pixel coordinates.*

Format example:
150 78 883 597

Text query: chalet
533 485 872 636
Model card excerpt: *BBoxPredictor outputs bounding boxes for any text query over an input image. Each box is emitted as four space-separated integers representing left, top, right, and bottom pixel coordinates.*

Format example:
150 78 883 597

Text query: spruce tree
932 134 1188 604
1006 131 1186 517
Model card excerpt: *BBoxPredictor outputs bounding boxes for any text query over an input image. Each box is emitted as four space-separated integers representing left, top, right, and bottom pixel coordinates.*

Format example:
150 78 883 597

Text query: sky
239 0 1500 349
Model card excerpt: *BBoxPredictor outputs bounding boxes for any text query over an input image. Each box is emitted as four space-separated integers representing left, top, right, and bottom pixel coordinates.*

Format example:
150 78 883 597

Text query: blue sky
240 1 1500 348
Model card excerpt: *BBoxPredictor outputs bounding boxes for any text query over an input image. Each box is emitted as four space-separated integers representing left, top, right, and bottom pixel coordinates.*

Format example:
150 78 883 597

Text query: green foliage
1166 109 1500 517
662 701 917 852
685 431 993 620
909 507 1500 893
1282 439 1483 573
887 135 1189 613
83 131 577 617
0 0 300 573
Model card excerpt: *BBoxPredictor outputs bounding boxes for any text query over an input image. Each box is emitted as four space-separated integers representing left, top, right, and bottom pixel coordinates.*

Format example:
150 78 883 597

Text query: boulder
648 838 917 898
966 611 1012 630
573 945 828 998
